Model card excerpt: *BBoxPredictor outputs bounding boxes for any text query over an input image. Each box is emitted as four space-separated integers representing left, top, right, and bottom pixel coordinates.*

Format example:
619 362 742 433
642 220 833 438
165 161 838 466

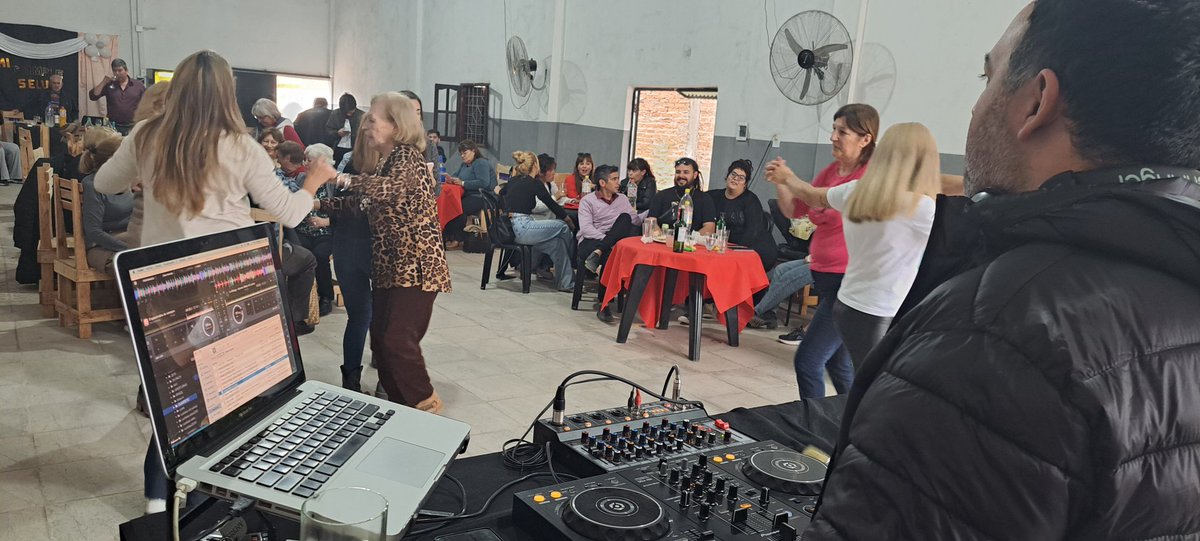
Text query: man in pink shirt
578 164 643 321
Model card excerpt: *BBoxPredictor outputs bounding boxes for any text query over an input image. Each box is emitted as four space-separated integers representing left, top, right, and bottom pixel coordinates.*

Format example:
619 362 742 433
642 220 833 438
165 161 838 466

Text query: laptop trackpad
356 437 447 488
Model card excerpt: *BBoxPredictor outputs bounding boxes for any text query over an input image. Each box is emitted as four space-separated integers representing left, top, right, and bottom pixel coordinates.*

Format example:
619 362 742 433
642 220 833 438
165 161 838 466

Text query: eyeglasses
577 153 591 158
728 173 747 182
674 159 691 166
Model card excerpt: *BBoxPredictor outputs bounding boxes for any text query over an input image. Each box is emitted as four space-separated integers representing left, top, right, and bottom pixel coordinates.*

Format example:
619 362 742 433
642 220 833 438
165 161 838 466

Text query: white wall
6 0 332 76
328 0 1027 157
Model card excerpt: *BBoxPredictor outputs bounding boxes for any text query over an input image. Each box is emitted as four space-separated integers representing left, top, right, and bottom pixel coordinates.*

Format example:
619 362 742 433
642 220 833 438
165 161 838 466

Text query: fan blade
784 28 804 56
814 43 848 56
814 66 825 80
799 69 812 100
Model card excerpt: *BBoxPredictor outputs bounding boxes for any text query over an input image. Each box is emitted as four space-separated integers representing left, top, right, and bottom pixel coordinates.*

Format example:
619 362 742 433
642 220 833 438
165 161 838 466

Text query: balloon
83 33 97 45
84 45 99 59
95 36 110 49
98 44 111 58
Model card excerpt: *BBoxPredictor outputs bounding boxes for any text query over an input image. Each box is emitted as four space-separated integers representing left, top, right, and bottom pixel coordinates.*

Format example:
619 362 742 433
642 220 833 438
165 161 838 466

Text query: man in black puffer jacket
806 1 1200 539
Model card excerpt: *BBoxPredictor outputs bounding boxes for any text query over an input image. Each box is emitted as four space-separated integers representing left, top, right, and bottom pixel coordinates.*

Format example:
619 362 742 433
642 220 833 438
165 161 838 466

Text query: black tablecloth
119 396 847 540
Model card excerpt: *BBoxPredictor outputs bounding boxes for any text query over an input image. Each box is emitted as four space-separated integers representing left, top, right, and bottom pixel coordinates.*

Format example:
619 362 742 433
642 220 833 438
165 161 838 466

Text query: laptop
113 224 470 538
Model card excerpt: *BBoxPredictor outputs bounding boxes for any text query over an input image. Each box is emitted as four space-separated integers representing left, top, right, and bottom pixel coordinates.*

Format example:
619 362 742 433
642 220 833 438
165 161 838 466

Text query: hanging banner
0 23 80 120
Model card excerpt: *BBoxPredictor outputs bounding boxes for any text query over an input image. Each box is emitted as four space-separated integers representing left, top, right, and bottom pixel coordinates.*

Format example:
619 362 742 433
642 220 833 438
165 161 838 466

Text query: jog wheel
561 486 671 541
741 449 827 496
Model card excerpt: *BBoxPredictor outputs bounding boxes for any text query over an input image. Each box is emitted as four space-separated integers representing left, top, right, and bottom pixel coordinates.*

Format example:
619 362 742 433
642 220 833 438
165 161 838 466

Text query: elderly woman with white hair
252 97 304 145
288 142 337 316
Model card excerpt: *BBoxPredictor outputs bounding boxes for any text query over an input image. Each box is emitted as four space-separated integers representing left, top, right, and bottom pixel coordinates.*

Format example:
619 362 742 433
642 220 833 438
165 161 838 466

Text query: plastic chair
478 191 533 294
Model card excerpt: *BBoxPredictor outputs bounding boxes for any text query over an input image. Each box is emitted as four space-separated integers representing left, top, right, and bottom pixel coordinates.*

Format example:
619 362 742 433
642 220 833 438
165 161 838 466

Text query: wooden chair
36 164 69 317
784 284 820 327
17 126 46 179
1 111 22 143
249 208 321 326
51 175 124 338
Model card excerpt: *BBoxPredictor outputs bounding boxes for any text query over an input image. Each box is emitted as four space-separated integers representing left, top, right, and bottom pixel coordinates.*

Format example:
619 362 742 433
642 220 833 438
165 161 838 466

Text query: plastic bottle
680 189 694 229
58 106 67 127
438 153 447 184
46 104 55 124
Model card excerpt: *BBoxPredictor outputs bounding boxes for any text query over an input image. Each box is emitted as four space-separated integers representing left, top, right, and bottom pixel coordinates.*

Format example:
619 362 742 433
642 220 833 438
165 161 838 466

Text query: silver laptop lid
114 224 306 477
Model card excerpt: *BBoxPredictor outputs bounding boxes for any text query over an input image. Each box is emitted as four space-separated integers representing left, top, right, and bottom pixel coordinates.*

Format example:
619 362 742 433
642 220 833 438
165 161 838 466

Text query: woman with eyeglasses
443 138 495 248
708 159 776 271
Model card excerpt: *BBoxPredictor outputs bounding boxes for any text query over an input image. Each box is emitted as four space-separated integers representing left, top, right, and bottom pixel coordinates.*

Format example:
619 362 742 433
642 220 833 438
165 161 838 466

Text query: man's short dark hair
313 97 328 108
111 58 127 71
427 129 440 137
594 164 619 181
1005 0 1200 168
338 93 357 111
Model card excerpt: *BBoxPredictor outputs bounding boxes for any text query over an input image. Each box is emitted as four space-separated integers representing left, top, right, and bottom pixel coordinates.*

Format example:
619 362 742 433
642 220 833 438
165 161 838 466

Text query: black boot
340 366 362 393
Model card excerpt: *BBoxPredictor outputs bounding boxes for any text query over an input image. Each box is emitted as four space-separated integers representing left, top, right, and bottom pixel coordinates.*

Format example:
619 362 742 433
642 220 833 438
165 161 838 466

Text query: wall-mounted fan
506 35 548 98
769 10 853 106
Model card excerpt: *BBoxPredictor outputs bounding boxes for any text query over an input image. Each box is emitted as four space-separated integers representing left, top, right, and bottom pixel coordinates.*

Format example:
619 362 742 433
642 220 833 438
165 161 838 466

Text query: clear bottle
437 153 447 184
582 176 593 195
680 188 694 230
46 104 55 125
625 178 638 205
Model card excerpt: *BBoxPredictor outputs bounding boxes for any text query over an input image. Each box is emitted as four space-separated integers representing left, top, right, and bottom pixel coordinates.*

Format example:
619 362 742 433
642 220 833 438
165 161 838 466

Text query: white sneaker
678 315 690 326
145 498 167 515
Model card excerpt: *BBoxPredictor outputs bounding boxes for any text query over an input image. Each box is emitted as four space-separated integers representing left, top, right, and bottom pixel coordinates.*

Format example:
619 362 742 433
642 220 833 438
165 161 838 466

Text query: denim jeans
793 271 854 398
755 259 814 317
334 237 373 373
511 214 574 290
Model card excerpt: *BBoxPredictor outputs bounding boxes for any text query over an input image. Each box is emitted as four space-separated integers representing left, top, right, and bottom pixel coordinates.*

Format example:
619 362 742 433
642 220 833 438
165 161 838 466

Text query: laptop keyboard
209 390 394 499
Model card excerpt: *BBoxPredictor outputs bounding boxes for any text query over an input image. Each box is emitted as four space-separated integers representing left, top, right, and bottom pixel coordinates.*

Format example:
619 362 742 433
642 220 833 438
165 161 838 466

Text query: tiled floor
0 185 824 539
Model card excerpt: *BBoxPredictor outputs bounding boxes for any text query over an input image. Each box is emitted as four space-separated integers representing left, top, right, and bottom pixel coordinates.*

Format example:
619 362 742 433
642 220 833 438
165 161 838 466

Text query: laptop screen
127 235 299 449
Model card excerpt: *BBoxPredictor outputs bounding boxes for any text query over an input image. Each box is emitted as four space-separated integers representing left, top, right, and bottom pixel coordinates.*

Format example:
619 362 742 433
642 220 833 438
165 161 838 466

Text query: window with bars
432 83 490 147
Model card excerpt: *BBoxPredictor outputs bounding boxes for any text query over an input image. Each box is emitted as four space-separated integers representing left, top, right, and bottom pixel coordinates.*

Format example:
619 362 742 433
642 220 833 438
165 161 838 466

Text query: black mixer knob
675 440 684 452
657 442 668 455
680 490 691 507
727 483 739 501
580 431 589 444
696 453 708 469
715 477 726 494
698 504 710 521
635 447 644 459
602 427 611 438
612 452 621 464
690 463 702 479
703 470 714 486
677 425 687 438
707 431 717 445
723 430 732 444
669 468 680 486
661 418 670 429
587 436 597 449
680 475 691 491
668 422 677 432
658 459 669 476
604 446 614 460
622 425 631 438
693 482 705 498
682 419 692 430
759 487 771 506
638 434 648 446
642 420 652 432
706 489 718 505
617 437 627 448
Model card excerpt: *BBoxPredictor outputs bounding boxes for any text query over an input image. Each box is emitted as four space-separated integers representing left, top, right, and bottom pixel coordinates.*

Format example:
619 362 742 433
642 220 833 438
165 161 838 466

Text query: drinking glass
703 234 717 251
715 230 728 253
642 217 657 240
300 487 388 541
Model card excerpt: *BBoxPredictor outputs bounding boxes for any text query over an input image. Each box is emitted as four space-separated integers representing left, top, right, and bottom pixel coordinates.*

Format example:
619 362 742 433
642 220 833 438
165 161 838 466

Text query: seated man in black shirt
646 157 716 234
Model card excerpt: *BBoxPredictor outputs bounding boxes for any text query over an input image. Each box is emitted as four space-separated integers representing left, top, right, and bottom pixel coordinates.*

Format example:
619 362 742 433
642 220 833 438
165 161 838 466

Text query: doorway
627 88 718 191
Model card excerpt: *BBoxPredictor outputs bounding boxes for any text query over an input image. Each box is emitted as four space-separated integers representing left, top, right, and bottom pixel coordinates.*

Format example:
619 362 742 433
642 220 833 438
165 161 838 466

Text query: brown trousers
370 286 438 406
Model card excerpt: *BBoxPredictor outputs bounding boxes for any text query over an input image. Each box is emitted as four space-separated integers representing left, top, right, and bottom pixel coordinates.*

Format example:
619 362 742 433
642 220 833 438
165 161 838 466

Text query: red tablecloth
437 183 465 229
600 237 768 331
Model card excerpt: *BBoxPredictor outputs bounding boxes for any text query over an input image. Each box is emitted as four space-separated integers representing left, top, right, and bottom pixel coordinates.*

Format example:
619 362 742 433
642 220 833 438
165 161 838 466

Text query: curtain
77 34 119 119
0 32 86 59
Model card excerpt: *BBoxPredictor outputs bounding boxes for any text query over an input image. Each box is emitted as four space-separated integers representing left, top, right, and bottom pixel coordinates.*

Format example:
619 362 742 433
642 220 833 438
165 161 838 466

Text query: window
433 83 491 147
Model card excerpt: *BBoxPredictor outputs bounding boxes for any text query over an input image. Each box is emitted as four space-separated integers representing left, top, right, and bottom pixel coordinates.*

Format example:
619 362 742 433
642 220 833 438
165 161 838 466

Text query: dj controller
533 401 755 476
513 440 825 541
518 401 827 540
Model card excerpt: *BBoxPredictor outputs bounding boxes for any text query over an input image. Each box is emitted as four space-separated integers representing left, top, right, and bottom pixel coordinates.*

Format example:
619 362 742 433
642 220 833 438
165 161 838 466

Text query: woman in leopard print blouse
309 91 450 414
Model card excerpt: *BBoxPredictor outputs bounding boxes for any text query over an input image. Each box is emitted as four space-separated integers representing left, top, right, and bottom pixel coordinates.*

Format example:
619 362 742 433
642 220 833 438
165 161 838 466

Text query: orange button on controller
725 453 736 460
712 457 724 464
740 503 753 509
550 491 563 499
533 494 546 503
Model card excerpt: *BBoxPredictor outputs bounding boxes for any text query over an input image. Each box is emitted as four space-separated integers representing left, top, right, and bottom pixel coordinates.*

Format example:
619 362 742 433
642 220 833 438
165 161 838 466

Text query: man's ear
1016 68 1063 141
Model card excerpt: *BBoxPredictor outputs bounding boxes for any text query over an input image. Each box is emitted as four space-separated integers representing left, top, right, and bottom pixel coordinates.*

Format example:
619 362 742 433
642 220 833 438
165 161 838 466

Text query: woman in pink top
773 104 879 398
